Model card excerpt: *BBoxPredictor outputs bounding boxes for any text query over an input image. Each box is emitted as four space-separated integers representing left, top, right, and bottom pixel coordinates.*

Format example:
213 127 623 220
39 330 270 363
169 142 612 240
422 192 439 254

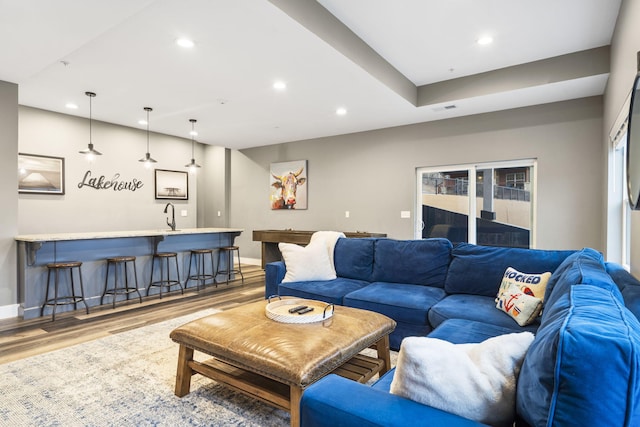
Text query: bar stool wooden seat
41 261 89 321
216 246 244 286
101 256 142 309
147 252 183 299
186 249 216 291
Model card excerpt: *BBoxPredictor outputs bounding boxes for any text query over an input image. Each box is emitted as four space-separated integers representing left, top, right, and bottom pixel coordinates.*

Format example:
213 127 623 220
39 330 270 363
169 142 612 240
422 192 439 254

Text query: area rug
0 309 290 426
0 309 397 427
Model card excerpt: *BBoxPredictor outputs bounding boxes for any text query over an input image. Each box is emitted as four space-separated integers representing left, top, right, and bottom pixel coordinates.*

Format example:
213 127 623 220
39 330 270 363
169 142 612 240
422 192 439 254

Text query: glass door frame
415 158 538 248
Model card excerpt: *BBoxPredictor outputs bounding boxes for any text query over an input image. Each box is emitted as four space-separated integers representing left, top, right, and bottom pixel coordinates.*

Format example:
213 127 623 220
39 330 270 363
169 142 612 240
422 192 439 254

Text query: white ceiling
0 0 621 150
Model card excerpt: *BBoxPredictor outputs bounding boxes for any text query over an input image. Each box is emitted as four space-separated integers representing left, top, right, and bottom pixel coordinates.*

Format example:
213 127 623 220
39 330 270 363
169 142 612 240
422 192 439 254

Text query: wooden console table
252 229 386 268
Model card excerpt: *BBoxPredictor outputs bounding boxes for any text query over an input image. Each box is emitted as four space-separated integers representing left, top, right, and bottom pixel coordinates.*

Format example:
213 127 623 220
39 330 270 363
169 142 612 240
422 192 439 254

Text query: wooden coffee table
170 299 396 426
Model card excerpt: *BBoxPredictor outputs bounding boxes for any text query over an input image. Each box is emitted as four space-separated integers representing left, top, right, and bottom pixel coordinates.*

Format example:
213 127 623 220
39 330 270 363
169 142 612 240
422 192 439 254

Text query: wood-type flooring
0 264 265 365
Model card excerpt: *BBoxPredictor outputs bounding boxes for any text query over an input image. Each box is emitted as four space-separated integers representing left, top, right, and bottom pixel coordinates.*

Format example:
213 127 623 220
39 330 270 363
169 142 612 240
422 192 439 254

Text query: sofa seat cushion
428 294 539 333
371 238 452 287
388 322 432 351
277 278 369 305
444 243 574 297
517 284 640 427
344 282 446 326
429 318 527 344
304 374 488 427
333 238 375 282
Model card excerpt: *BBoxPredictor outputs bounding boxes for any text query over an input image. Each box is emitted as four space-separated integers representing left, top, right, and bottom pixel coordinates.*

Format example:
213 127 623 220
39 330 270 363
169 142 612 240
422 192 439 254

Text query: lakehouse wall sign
77 170 144 192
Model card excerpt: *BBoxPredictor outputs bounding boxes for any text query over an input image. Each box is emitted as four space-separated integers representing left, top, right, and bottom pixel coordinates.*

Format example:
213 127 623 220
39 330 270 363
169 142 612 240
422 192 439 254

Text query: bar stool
147 252 183 298
216 246 244 286
101 256 142 309
41 261 89 321
186 249 216 291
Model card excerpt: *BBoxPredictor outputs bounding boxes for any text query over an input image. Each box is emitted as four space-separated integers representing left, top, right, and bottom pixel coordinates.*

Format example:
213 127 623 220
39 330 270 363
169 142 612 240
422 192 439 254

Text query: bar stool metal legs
41 261 89 321
147 252 183 299
186 249 216 291
216 246 244 286
101 256 142 309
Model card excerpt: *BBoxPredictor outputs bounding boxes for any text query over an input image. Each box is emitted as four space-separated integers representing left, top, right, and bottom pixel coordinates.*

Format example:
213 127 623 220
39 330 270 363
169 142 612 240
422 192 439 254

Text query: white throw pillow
390 332 535 427
279 237 337 283
309 230 345 273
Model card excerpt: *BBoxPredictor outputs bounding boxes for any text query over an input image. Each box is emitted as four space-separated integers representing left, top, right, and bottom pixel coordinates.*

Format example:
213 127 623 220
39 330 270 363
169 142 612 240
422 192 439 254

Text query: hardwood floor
0 264 265 365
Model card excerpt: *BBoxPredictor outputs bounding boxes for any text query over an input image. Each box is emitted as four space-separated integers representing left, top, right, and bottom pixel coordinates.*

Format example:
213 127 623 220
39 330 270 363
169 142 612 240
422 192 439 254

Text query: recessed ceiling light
477 36 493 45
65 103 78 109
273 81 286 90
176 38 195 48
336 107 347 116
138 119 148 126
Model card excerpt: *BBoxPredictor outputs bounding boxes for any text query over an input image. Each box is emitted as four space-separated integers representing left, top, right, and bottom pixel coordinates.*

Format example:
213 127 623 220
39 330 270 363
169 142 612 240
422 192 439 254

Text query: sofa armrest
264 261 286 299
300 374 488 427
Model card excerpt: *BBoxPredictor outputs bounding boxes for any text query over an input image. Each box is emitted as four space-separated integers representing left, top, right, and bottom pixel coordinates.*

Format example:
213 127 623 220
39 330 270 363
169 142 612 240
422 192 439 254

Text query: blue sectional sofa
264 238 640 427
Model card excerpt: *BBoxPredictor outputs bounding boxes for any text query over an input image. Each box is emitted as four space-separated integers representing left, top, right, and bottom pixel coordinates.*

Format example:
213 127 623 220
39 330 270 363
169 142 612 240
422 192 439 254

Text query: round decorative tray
265 297 334 324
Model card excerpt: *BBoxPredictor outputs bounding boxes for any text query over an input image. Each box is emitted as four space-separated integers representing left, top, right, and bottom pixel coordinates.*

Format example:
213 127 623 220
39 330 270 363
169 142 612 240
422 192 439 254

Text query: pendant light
79 91 102 161
185 118 201 173
138 107 157 168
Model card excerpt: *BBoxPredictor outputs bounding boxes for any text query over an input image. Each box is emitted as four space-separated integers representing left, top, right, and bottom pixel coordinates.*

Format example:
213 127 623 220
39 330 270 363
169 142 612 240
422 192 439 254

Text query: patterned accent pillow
496 283 543 326
500 266 552 301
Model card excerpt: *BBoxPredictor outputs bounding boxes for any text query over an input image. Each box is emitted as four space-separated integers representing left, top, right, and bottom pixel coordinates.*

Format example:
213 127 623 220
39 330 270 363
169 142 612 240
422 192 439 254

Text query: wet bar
16 228 243 319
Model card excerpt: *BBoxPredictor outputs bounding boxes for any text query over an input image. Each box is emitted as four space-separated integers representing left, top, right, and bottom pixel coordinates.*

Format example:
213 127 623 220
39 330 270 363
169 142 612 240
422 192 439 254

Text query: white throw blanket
390 332 535 427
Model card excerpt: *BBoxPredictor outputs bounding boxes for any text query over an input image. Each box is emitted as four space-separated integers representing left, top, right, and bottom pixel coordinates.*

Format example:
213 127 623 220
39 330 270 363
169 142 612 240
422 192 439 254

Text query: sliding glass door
416 159 536 248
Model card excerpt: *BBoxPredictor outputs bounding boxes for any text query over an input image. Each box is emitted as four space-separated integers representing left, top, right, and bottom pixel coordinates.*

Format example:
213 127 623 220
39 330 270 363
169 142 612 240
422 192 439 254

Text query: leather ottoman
170 298 396 426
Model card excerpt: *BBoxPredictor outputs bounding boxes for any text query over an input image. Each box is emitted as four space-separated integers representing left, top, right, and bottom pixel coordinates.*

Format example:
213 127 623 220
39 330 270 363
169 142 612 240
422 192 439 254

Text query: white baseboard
0 304 19 320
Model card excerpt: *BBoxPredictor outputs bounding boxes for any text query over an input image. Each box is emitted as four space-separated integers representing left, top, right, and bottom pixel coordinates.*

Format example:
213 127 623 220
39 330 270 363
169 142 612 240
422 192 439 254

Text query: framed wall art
155 169 188 200
270 160 307 210
18 153 65 195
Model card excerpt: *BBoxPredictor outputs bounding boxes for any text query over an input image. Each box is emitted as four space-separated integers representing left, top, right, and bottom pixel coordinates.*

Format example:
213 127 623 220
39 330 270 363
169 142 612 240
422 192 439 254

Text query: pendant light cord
146 109 150 152
89 96 92 144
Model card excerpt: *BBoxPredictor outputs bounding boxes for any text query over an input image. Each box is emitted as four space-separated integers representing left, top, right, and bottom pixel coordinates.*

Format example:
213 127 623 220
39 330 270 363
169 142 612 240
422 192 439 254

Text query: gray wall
233 96 605 260
605 0 640 277
0 81 18 313
201 145 231 228
18 106 202 234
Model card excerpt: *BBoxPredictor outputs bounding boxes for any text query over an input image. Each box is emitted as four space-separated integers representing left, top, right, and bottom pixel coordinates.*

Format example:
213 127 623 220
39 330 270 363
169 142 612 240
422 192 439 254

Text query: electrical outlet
400 210 411 219
181 210 188 217
217 211 221 217
345 211 350 218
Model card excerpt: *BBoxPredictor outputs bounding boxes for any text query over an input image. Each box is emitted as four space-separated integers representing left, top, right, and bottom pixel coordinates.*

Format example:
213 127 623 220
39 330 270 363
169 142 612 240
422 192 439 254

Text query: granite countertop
15 228 244 242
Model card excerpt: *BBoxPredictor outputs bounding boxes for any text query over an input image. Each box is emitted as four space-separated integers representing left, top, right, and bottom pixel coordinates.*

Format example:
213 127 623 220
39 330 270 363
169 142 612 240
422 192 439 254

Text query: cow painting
270 162 307 210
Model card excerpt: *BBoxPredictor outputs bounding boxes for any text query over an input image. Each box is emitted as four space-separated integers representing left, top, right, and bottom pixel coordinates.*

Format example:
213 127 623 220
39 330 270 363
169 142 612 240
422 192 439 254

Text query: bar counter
16 228 243 319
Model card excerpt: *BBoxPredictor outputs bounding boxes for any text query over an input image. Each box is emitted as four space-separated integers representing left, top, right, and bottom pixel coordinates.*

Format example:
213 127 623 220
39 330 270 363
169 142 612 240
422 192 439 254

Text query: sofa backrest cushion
444 243 575 297
543 248 623 313
334 238 375 282
371 238 452 287
517 283 640 426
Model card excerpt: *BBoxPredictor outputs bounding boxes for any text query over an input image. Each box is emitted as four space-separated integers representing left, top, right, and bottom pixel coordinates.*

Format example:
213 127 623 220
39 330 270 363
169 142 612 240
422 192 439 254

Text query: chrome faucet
164 202 176 231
